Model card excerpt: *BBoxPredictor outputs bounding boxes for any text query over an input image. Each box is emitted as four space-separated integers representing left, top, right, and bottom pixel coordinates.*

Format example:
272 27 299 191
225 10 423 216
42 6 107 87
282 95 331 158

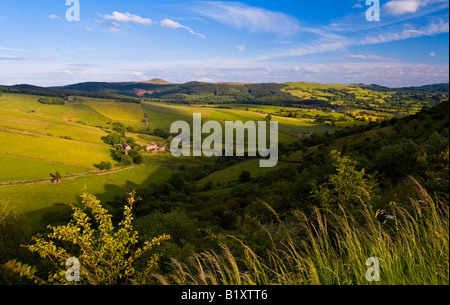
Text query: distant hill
1 81 448 108
137 78 176 85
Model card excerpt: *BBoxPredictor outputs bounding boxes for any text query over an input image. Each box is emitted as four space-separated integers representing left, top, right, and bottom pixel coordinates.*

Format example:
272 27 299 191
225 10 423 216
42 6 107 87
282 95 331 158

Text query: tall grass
159 178 449 285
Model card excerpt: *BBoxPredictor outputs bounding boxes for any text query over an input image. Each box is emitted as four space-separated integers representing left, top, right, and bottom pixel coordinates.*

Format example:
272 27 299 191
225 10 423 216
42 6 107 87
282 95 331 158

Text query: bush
239 171 251 183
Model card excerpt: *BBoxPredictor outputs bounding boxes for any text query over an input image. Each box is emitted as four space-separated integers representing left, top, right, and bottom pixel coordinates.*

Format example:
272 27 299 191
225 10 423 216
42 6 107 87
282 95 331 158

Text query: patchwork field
0 92 370 233
142 102 337 143
0 165 175 231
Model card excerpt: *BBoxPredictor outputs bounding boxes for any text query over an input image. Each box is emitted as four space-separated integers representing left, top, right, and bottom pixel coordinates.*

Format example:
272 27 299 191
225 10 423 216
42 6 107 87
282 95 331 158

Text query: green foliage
54 171 62 180
103 132 124 145
312 151 379 212
6 191 170 285
0 203 29 264
96 161 112 171
37 97 65 105
238 170 252 183
120 154 134 166
164 179 449 285
112 122 127 136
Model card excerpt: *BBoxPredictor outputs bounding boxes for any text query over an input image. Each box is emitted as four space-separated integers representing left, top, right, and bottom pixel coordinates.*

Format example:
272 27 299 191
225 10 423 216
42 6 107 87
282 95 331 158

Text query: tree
239 170 252 183
97 161 112 170
120 154 133 166
6 191 170 285
54 171 62 180
312 151 378 213
112 122 127 136
104 132 123 146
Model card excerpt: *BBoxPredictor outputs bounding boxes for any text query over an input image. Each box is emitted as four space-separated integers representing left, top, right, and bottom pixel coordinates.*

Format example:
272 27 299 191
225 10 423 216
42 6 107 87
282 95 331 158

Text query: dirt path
0 164 144 188
141 102 149 129
63 107 75 121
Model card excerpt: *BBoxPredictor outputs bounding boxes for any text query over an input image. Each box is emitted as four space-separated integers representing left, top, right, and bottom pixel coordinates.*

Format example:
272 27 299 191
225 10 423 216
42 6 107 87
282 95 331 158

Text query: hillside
1 81 447 109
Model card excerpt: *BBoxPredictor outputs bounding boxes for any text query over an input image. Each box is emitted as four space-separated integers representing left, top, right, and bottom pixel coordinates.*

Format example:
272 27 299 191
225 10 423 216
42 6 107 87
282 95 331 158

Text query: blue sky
0 0 448 87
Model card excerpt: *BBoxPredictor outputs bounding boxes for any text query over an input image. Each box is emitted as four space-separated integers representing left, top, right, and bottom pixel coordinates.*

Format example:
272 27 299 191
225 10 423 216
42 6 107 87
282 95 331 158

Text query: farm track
140 102 149 129
0 128 45 137
0 164 149 188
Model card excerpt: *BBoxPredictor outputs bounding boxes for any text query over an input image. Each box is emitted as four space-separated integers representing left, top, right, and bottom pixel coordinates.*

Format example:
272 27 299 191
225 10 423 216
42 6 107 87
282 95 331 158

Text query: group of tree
37 97 65 105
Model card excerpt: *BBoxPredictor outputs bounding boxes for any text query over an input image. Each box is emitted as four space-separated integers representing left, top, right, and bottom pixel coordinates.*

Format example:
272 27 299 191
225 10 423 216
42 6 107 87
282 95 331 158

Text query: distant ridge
136 78 175 85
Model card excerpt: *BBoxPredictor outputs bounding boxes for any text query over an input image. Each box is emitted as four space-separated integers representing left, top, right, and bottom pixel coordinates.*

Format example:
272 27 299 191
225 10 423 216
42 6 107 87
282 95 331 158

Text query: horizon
4 78 449 90
0 0 449 87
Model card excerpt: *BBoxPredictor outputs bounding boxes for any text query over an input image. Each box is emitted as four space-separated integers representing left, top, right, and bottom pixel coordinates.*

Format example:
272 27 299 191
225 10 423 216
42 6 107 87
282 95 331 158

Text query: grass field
86 101 145 122
195 159 290 190
0 92 354 233
43 123 109 144
143 102 337 143
0 154 87 183
100 165 174 189
0 131 113 169
0 165 175 231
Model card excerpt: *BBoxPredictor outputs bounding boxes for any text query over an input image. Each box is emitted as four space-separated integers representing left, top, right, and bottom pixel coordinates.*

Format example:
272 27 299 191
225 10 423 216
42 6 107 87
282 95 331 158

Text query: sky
0 0 448 87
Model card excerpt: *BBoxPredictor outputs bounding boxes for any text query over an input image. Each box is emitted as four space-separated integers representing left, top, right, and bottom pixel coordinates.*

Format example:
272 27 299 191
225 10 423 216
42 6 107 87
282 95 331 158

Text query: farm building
145 143 158 151
144 143 166 153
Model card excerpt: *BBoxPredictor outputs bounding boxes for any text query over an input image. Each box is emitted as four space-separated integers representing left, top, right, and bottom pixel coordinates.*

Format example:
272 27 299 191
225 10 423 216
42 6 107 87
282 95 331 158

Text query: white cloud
48 14 61 20
97 19 121 32
198 77 213 82
430 52 436 56
235 45 245 52
192 1 300 35
160 19 205 38
341 54 394 61
85 27 93 32
103 11 153 25
383 0 425 15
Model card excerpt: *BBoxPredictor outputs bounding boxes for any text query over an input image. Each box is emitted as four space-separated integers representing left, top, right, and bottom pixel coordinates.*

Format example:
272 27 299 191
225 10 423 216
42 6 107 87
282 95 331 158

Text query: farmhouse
114 143 132 154
145 143 158 151
144 143 166 153
52 178 61 184
123 144 132 154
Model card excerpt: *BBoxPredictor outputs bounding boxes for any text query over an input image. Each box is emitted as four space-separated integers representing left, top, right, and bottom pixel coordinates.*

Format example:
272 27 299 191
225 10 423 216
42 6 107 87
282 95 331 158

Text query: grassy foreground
162 178 448 285
6 178 448 285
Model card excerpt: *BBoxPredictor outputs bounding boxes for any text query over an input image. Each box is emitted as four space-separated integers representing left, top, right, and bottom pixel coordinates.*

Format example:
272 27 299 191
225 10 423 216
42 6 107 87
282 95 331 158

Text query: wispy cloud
191 1 300 36
102 11 153 25
160 18 205 38
235 45 245 52
97 19 121 32
267 18 449 59
339 54 395 61
0 46 31 52
48 14 61 20
0 55 30 60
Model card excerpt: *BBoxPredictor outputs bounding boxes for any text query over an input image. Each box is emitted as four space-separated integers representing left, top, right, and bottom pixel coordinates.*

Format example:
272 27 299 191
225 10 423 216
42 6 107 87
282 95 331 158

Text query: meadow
0 92 410 234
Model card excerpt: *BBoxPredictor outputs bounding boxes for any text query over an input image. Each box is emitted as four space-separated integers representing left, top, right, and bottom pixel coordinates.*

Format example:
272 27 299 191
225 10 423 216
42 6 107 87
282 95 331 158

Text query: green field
0 92 359 233
0 154 87 183
0 131 113 169
0 165 175 231
100 165 175 189
195 159 289 190
86 101 145 122
143 102 337 143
